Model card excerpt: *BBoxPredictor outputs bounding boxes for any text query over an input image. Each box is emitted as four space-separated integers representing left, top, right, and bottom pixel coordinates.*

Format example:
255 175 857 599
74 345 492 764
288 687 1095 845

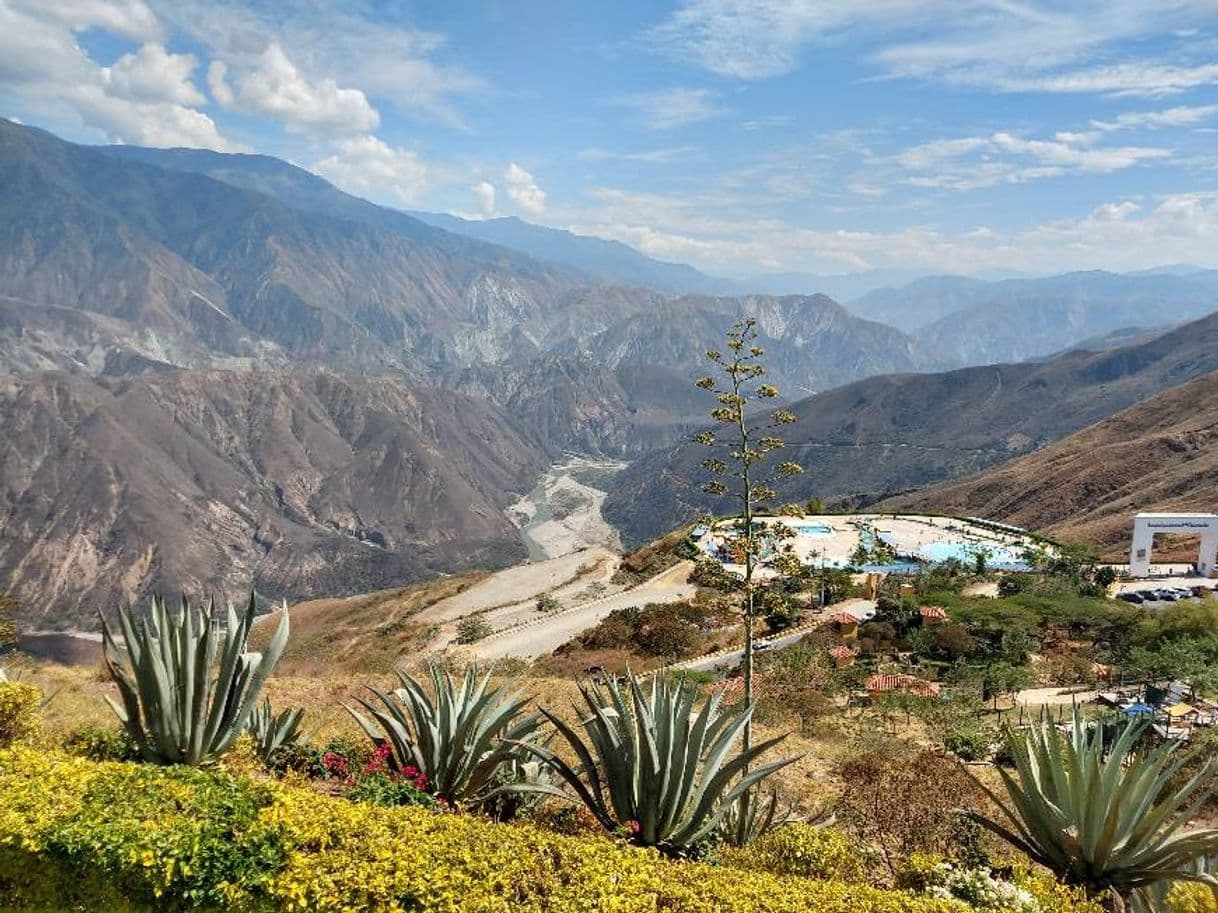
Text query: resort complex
694 513 1046 576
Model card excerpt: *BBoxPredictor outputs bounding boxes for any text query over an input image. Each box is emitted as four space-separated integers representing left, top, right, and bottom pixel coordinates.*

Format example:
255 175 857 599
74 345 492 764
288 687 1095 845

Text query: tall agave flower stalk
346 661 543 806
101 593 289 765
514 672 796 854
967 715 1218 908
247 696 305 764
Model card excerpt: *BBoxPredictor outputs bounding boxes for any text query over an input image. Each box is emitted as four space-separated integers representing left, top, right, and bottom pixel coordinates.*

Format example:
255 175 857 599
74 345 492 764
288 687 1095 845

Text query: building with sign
1129 512 1218 577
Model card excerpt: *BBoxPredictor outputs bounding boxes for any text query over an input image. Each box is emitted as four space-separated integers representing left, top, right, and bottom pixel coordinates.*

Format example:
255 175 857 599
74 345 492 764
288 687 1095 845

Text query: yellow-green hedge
0 748 1090 913
716 822 870 882
0 682 40 748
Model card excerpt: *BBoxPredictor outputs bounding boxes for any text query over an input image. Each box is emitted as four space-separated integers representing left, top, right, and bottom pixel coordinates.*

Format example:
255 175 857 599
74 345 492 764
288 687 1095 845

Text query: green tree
694 317 803 754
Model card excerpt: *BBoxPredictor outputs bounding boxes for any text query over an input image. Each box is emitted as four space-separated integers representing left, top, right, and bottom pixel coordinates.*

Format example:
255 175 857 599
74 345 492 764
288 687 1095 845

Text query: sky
4 0 1218 278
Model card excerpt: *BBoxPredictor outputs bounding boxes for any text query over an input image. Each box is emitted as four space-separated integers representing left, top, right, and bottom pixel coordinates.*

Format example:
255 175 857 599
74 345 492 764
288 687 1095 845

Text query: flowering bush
0 748 1117 913
923 863 1041 913
0 681 40 747
717 823 871 883
901 857 1102 913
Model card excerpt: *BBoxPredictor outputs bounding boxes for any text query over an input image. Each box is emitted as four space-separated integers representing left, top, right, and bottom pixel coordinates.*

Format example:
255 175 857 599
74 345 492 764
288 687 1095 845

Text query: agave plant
100 593 289 765
346 661 543 806
967 715 1218 908
247 696 305 764
718 783 831 847
513 672 796 855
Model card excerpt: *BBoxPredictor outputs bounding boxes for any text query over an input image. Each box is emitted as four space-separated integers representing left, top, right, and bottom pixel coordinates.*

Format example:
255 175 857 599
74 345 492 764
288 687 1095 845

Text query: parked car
1155 590 1178 602
1117 592 1145 604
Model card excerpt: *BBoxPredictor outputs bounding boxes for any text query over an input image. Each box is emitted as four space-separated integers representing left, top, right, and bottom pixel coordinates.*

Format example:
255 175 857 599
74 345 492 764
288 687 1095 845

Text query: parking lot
1113 579 1218 606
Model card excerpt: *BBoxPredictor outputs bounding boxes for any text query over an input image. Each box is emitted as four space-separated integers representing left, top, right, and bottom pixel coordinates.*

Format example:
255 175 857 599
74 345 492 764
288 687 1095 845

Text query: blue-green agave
100 593 289 765
515 672 796 854
968 716 1218 906
346 661 543 806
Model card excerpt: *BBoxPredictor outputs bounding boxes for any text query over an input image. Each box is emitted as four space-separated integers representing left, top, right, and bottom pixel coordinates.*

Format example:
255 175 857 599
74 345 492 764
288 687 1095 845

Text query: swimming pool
788 522 832 535
918 541 1030 570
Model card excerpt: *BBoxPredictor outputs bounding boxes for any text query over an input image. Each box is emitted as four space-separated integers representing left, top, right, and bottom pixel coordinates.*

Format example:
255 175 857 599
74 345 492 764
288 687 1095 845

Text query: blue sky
4 1 1218 277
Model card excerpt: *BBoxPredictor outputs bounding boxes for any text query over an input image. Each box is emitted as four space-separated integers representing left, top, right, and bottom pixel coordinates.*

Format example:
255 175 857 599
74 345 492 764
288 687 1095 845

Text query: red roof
920 605 948 620
829 612 859 625
865 673 941 698
828 644 857 665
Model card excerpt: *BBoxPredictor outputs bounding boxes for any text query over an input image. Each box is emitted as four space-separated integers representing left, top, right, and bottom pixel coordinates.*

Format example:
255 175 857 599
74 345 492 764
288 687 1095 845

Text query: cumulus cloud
156 0 483 128
208 42 379 135
104 43 205 106
472 181 496 218
0 1 239 149
613 87 727 129
313 135 429 205
503 163 546 215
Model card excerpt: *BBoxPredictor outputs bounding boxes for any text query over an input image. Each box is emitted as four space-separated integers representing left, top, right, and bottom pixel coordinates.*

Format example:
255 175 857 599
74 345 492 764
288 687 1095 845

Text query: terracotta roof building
865 673 941 699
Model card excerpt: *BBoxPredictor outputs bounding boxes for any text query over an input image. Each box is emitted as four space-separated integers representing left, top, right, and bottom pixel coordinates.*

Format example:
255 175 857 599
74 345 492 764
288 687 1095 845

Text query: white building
1129 512 1218 577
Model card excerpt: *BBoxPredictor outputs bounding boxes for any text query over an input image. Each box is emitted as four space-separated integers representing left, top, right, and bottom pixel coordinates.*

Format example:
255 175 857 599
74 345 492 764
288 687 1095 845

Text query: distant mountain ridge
883 369 1218 558
851 270 1218 363
603 312 1218 544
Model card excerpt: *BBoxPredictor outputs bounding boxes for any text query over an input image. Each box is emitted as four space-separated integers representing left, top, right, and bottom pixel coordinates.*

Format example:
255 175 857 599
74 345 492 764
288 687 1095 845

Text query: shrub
454 616 492 643
836 744 987 878
718 823 870 882
346 771 435 808
0 746 987 913
535 593 561 614
63 724 138 762
0 681 41 747
943 721 995 762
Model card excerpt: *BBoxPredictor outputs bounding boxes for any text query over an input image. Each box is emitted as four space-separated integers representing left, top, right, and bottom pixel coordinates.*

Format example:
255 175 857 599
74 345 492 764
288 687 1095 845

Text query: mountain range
5 115 1218 625
884 369 1218 558
603 311 1218 544
850 271 1218 365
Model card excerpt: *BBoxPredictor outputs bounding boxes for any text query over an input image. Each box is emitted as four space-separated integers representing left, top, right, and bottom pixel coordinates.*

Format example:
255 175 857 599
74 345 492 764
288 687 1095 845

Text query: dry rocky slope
605 311 1218 544
883 370 1218 557
0 370 548 629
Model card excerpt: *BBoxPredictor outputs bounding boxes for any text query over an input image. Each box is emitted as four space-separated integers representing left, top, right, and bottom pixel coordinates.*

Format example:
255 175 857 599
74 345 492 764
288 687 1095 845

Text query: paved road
472 561 696 660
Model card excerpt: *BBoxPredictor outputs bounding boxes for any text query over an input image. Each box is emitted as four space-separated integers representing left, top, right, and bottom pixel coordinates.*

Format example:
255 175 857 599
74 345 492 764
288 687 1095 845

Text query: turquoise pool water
789 522 832 535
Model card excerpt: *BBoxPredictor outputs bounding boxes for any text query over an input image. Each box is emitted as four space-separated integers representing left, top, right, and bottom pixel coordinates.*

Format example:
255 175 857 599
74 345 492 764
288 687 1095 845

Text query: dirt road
471 561 697 661
417 547 617 624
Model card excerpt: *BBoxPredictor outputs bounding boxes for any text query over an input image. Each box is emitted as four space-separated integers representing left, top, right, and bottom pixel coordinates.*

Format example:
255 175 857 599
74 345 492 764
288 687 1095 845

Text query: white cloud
1091 104 1218 132
313 135 429 205
104 43 204 106
32 0 161 41
157 0 482 128
205 60 233 106
0 0 239 150
896 137 988 170
209 42 378 135
578 146 698 163
472 181 496 217
503 163 546 215
566 186 1218 276
893 129 1171 191
613 87 727 129
645 0 1218 98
